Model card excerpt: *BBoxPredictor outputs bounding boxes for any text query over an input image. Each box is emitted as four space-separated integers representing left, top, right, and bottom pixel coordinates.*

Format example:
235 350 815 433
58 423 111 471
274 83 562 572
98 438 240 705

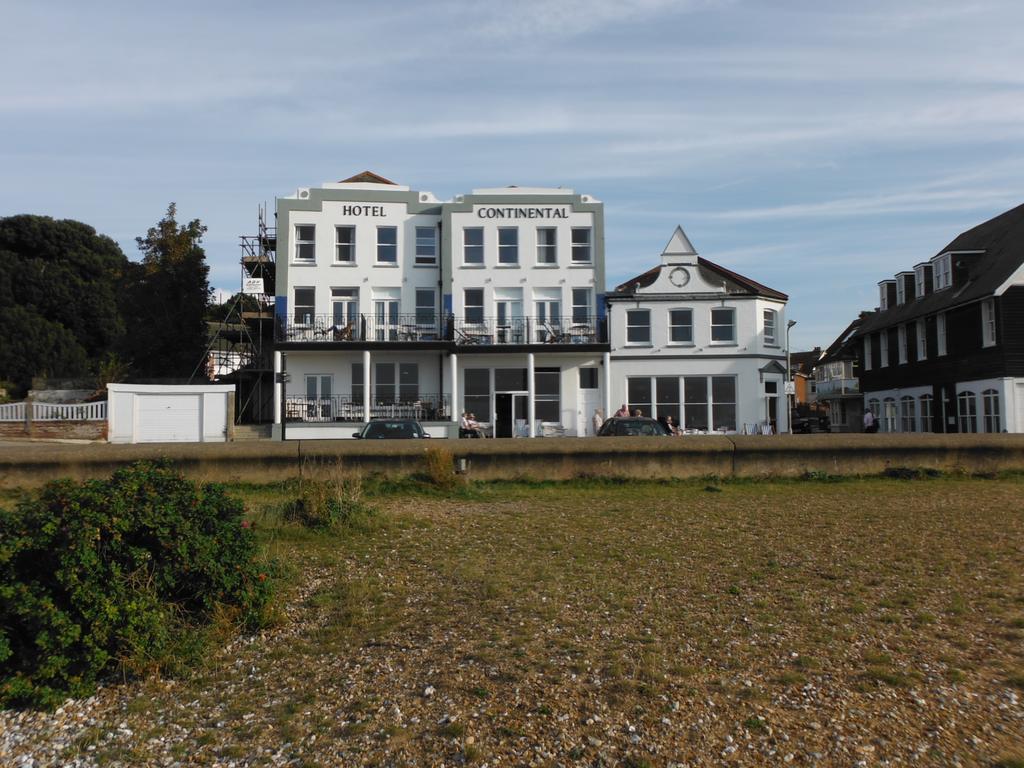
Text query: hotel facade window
669 309 693 344
537 228 557 264
331 288 358 327
498 227 519 264
898 325 908 364
982 389 1000 432
376 226 397 263
916 319 927 360
335 226 355 263
571 288 591 323
982 299 996 347
879 332 889 367
571 227 592 263
294 225 316 262
415 288 435 327
294 287 315 325
626 309 651 344
763 309 777 346
864 335 872 371
710 307 736 343
415 226 437 265
937 313 947 355
464 289 484 324
464 228 484 264
534 368 561 422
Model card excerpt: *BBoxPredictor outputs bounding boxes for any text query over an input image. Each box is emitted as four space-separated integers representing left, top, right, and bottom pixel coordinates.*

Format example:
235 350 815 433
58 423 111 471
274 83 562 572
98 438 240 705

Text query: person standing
592 408 604 436
614 403 630 417
863 408 878 433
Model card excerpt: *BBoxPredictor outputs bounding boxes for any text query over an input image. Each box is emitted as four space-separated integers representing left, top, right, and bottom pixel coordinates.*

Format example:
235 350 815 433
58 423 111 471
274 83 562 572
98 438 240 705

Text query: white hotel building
272 172 789 438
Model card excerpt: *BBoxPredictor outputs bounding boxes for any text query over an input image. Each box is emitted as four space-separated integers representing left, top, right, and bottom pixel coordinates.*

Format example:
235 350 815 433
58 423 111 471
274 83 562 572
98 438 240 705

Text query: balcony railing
452 316 605 345
277 314 608 346
284 393 451 423
278 314 443 343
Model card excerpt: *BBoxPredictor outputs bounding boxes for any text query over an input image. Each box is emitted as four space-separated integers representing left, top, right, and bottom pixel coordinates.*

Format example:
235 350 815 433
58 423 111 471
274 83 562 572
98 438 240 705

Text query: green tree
0 215 127 390
119 204 212 379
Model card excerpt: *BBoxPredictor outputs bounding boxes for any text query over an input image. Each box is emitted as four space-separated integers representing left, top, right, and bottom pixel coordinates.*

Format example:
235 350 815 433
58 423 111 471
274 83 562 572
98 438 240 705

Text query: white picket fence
0 402 26 422
0 401 106 422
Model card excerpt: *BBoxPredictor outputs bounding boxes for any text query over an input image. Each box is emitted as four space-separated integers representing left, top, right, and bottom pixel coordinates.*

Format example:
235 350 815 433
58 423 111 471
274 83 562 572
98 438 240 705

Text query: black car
596 417 671 437
353 419 431 439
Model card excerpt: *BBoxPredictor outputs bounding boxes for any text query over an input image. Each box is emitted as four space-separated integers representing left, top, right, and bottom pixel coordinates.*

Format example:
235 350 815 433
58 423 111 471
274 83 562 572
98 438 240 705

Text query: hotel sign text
476 207 569 219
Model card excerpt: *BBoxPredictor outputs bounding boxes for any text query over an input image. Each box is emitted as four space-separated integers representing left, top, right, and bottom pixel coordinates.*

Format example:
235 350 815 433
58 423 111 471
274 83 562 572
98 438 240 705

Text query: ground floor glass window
982 389 1000 432
919 394 933 432
625 375 738 431
900 395 916 432
957 391 977 433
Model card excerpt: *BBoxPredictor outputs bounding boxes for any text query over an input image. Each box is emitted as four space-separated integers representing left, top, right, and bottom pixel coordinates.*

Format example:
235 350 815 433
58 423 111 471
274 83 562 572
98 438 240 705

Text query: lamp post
786 319 797 434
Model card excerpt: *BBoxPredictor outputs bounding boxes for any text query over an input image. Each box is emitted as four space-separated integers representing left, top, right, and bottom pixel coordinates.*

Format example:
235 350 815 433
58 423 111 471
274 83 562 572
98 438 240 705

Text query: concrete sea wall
1 434 1022 489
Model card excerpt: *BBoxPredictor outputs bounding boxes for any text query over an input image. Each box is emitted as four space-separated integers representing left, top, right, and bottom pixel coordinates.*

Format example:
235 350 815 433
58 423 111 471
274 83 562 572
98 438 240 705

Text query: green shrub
284 474 376 532
0 461 272 708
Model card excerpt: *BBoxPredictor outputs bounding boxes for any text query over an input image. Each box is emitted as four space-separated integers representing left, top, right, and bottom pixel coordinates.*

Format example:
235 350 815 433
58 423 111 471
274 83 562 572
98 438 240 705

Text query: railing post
24 394 33 437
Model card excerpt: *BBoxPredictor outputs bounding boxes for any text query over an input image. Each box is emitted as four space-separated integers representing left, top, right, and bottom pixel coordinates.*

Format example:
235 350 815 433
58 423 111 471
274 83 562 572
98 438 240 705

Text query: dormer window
932 253 952 290
896 279 905 306
879 285 888 310
915 265 926 297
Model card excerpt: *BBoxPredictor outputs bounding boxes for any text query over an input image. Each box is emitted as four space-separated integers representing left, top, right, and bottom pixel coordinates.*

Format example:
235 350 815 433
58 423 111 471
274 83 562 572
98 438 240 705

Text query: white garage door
136 394 202 443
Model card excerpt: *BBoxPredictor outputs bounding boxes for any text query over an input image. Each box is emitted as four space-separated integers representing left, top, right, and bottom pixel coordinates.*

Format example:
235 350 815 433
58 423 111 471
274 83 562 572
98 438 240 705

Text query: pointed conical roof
662 225 697 258
338 170 397 185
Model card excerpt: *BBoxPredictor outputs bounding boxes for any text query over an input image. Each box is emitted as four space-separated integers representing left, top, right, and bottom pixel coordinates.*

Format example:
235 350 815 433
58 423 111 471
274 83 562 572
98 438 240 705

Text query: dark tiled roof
790 348 823 373
338 170 397 185
612 258 787 300
856 202 1024 335
819 315 865 364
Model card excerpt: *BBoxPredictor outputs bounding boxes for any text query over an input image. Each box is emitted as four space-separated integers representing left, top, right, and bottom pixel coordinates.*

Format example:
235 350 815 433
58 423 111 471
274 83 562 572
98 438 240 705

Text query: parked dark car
353 419 431 439
596 417 671 437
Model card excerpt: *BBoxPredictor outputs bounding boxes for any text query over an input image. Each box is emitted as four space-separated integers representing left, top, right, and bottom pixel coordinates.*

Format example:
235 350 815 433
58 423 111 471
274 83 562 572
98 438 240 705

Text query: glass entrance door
495 392 529 437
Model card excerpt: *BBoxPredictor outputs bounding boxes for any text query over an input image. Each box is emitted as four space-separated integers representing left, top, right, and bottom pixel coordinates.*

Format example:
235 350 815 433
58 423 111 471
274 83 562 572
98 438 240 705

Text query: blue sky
2 0 1022 350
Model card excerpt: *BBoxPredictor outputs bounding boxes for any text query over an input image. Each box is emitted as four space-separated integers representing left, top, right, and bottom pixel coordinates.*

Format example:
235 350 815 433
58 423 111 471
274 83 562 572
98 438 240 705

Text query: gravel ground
2 477 1023 767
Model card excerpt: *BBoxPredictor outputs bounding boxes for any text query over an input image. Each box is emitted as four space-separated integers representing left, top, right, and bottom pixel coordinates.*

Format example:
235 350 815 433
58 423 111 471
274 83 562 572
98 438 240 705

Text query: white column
527 351 536 437
603 350 612 421
362 349 371 423
273 350 282 424
449 353 459 423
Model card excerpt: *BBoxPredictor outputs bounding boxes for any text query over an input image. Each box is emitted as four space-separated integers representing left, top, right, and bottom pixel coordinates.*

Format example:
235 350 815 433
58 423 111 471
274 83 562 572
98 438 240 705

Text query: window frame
414 225 437 266
536 227 557 265
415 288 435 328
710 307 736 344
899 395 916 432
919 394 933 433
982 299 997 347
376 225 398 264
293 287 315 326
957 390 977 433
936 313 947 356
464 288 484 325
916 318 927 361
463 228 484 265
625 308 651 345
897 325 908 365
571 227 592 263
334 225 355 263
879 330 889 368
982 389 1000 433
498 227 519 265
668 308 694 345
294 224 316 263
571 288 592 324
863 335 872 371
933 254 952 290
763 308 778 346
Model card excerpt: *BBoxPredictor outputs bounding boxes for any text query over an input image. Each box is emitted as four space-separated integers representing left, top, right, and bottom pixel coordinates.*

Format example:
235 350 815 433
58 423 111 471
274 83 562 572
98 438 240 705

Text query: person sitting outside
664 414 682 436
460 412 483 438
633 408 643 417
614 403 630 418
